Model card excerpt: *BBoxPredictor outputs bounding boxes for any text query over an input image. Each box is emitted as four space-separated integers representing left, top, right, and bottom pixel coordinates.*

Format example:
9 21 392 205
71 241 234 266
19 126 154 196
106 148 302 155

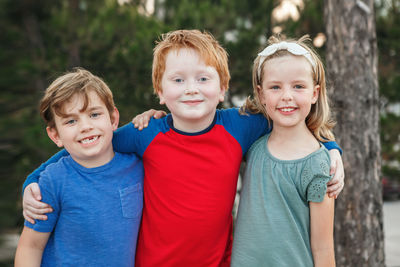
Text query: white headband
257 41 316 78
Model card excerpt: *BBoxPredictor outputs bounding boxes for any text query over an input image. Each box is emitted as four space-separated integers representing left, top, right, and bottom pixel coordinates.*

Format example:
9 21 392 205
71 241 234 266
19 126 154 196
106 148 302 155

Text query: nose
281 87 293 101
79 117 94 132
184 80 199 95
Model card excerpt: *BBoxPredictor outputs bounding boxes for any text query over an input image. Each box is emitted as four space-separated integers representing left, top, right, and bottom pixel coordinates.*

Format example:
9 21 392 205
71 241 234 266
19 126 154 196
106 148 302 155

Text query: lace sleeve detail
301 156 332 202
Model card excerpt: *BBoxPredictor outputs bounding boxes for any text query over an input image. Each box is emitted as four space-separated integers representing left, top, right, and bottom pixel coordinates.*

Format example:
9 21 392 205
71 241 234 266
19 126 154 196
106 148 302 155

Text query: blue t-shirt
25 152 144 267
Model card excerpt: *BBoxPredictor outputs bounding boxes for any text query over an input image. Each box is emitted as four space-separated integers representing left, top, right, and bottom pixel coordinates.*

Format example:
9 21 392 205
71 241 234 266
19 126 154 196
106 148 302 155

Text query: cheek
261 92 273 107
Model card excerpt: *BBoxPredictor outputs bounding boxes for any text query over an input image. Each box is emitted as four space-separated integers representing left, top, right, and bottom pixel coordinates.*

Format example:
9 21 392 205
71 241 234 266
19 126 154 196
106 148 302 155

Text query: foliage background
0 0 398 257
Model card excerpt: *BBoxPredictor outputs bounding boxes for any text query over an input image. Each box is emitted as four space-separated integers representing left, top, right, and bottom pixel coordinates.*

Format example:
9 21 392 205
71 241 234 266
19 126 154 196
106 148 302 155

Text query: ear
46 126 63 148
312 85 320 104
257 85 265 105
219 87 226 103
157 91 166 105
110 106 120 131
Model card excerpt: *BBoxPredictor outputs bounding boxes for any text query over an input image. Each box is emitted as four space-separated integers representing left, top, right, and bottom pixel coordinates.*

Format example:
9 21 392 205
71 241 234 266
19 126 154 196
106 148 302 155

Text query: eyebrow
85 106 105 111
61 106 105 117
292 80 308 83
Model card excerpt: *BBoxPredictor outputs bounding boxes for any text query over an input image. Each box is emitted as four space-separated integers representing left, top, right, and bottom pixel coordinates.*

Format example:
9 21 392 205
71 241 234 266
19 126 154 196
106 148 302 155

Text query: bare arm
15 227 50 267
310 194 336 267
327 149 345 198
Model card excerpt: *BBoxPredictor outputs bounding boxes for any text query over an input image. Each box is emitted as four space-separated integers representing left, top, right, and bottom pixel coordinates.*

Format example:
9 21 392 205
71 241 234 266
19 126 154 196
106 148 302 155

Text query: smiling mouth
278 107 297 112
182 100 203 105
79 136 99 144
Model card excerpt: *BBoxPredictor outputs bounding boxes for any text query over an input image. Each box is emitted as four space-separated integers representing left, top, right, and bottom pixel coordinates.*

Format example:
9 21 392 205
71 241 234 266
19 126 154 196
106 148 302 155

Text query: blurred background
0 0 399 266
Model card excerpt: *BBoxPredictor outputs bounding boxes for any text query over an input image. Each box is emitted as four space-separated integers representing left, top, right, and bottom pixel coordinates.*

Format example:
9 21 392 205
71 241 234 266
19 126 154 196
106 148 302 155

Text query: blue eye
199 77 208 82
270 86 280 90
91 112 101 118
294 84 305 89
174 78 184 83
65 119 76 125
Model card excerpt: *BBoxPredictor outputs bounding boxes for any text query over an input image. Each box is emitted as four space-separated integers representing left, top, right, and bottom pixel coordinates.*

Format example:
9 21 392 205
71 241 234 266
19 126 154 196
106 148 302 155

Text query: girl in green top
232 36 336 267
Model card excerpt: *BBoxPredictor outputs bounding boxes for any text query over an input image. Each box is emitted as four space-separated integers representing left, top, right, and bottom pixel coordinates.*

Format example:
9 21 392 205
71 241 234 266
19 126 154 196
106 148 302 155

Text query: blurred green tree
0 0 165 230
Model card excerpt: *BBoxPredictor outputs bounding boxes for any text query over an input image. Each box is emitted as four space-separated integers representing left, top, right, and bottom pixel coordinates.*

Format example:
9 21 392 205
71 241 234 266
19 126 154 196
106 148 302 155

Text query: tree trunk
324 1 384 266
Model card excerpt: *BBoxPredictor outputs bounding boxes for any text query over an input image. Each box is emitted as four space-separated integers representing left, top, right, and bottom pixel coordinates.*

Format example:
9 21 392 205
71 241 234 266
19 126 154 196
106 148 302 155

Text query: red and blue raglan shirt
113 108 268 267
23 108 340 267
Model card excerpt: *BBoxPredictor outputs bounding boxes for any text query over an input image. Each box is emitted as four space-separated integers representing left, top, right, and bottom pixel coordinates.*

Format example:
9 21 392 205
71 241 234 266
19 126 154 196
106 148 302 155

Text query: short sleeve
24 170 60 233
218 108 270 155
301 152 332 203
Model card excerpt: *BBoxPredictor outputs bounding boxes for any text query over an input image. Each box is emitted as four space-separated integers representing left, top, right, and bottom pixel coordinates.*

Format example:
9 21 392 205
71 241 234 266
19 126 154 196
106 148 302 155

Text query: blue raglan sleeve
112 123 142 153
219 109 271 155
221 108 343 155
22 149 69 193
113 117 164 157
322 141 343 155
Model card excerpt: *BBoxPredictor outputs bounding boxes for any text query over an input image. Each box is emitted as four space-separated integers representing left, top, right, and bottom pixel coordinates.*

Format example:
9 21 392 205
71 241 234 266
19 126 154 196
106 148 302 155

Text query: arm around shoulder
310 194 336 267
15 226 50 267
22 149 69 193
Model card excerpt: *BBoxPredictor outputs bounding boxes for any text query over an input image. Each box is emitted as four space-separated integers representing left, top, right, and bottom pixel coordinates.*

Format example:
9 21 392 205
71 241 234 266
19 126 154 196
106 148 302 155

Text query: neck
171 113 215 133
72 148 115 168
268 123 320 160
270 123 311 142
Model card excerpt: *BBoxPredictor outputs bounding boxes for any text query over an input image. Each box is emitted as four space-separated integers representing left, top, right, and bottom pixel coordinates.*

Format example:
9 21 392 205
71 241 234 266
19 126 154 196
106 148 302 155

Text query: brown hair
152 29 230 94
241 35 336 141
40 68 115 128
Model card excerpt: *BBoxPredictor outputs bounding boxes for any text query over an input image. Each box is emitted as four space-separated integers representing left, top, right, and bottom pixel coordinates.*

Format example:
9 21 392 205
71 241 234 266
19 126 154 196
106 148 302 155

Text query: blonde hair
152 29 230 94
40 68 115 128
242 35 336 141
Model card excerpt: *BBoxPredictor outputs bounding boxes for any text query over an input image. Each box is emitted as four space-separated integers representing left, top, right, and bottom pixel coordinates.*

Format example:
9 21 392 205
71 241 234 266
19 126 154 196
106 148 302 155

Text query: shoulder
305 147 330 175
248 133 268 151
214 108 270 155
36 156 74 202
114 152 142 167
110 152 144 178
41 155 73 180
216 108 266 122
301 147 331 202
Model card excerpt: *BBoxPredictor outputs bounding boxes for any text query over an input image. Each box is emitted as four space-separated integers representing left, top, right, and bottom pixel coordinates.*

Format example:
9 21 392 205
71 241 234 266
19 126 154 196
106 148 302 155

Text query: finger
26 204 53 214
328 182 344 198
138 117 144 130
326 180 341 193
154 111 166 119
31 188 42 202
326 173 343 193
329 159 337 176
24 198 52 210
25 209 48 221
327 177 339 185
23 211 35 224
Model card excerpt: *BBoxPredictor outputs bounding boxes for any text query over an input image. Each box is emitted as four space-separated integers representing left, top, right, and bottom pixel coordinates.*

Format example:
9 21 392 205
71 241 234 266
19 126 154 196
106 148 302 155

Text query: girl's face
258 54 319 130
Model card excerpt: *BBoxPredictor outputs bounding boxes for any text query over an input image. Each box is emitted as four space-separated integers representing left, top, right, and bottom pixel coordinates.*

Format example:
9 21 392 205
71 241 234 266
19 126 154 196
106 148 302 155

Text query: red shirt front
113 109 268 267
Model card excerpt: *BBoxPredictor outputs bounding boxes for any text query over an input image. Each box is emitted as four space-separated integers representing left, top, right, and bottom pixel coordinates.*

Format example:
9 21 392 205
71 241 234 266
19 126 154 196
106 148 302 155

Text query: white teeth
80 136 98 144
280 108 295 112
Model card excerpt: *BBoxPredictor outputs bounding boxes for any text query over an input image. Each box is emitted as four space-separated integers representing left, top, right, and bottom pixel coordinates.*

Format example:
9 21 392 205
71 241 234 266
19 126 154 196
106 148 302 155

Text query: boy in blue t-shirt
14 68 144 267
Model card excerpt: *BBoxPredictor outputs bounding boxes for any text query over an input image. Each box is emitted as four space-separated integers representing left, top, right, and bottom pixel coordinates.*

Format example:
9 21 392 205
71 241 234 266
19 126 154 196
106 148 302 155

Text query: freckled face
158 48 226 133
258 55 319 129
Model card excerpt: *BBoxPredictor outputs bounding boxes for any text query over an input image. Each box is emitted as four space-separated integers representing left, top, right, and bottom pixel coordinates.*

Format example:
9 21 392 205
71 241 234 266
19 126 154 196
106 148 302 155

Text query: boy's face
46 90 119 168
158 48 225 132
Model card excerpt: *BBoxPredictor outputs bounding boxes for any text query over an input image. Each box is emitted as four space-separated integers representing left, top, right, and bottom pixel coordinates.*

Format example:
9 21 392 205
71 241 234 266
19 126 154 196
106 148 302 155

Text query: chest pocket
119 183 143 220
